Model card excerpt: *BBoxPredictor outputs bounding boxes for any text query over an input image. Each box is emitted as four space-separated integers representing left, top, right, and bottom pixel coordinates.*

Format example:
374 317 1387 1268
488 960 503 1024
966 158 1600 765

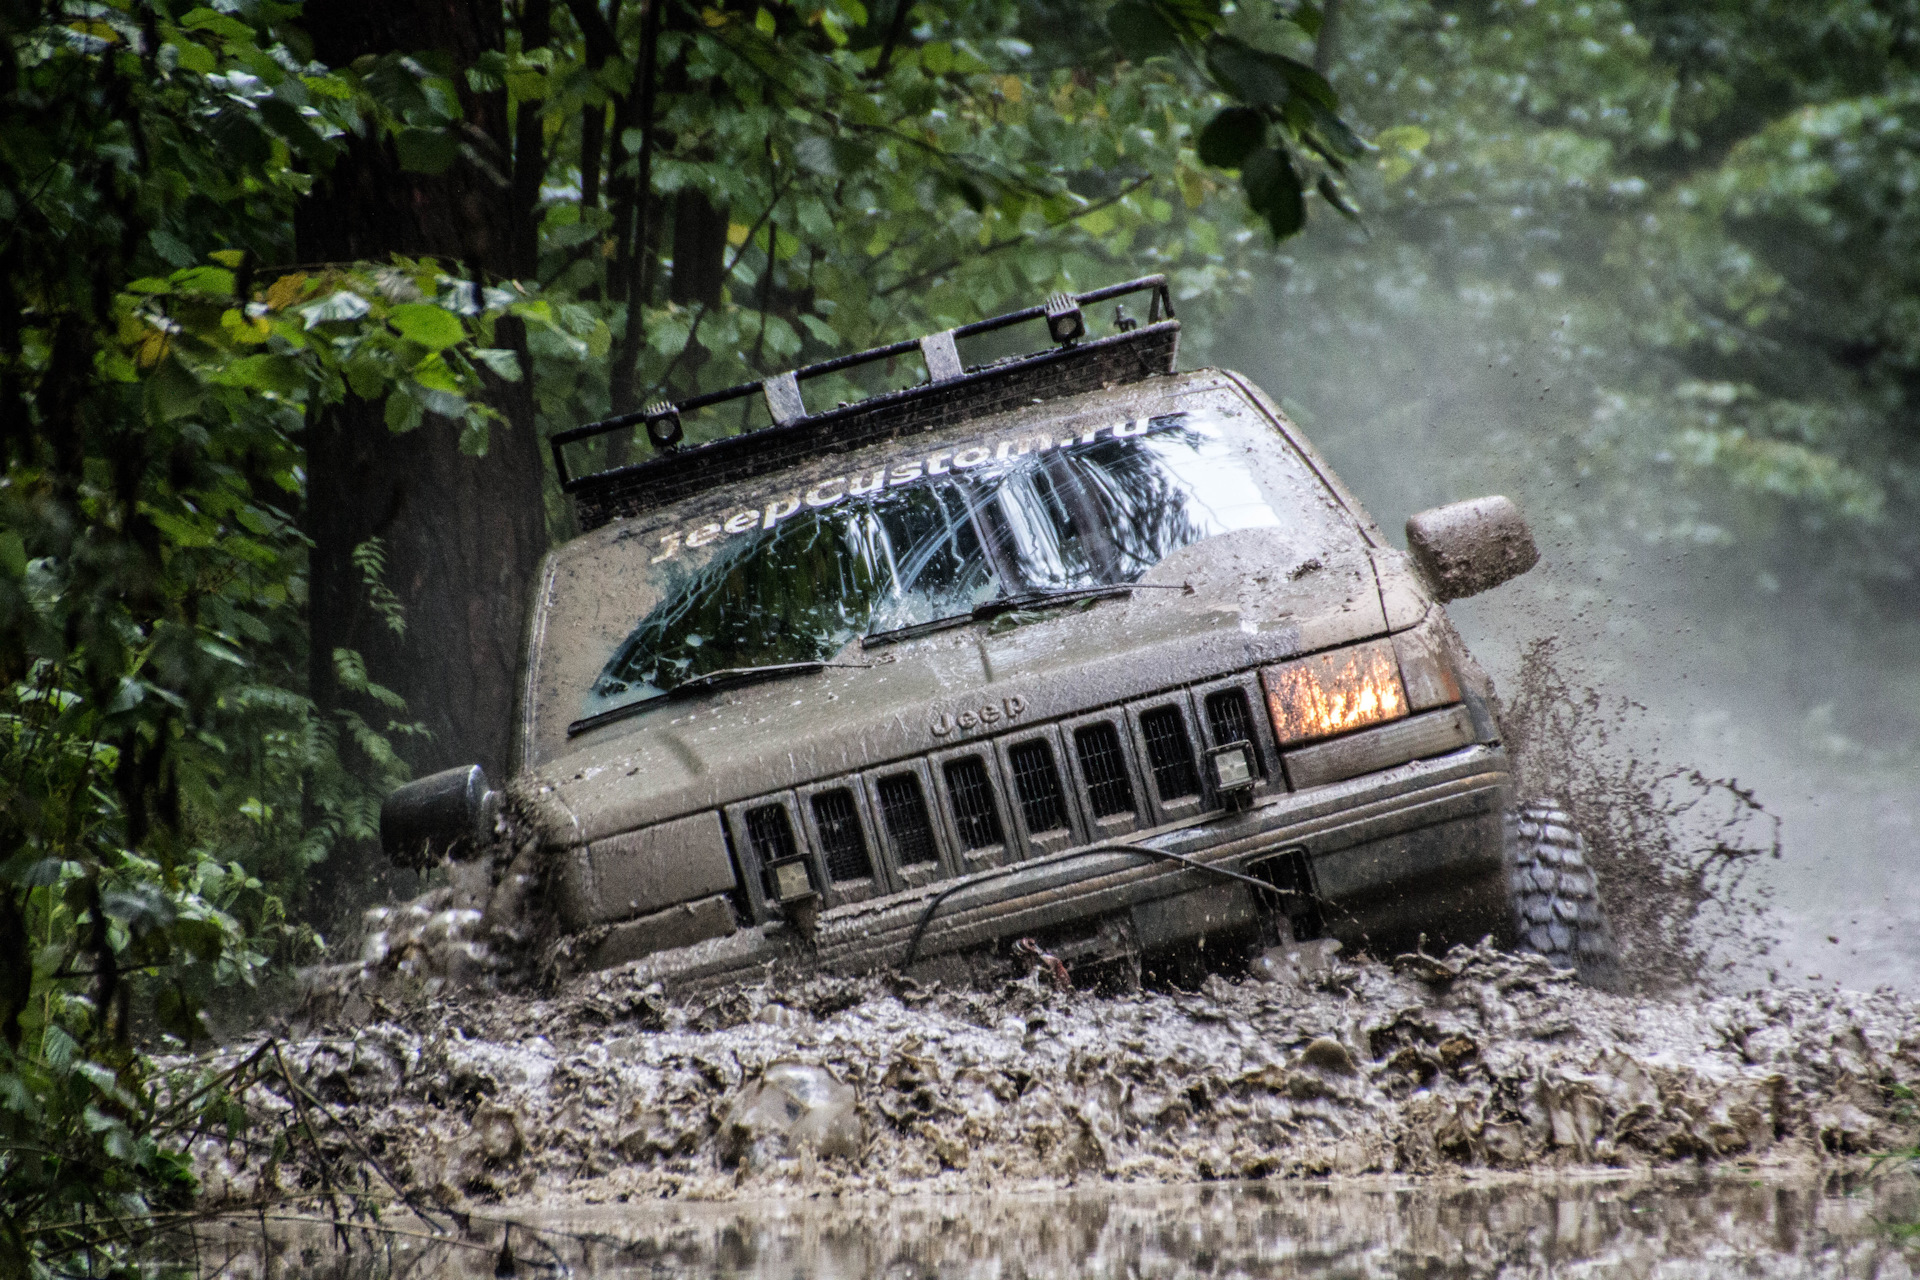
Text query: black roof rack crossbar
549 275 1174 489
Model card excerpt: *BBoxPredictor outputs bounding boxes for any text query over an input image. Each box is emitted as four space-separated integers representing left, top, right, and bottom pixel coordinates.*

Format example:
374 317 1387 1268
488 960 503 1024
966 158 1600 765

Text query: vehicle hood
516 525 1395 848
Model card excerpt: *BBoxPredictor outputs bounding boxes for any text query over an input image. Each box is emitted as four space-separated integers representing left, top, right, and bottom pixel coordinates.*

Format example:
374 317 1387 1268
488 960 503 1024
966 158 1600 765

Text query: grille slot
810 789 872 882
1140 706 1200 800
876 773 939 865
1204 688 1265 776
744 803 798 865
943 757 1005 849
1007 740 1069 833
1074 722 1136 817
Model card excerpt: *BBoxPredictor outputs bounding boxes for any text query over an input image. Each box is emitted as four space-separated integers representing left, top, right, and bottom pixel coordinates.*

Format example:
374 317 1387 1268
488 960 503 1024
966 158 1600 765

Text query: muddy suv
383 276 1612 992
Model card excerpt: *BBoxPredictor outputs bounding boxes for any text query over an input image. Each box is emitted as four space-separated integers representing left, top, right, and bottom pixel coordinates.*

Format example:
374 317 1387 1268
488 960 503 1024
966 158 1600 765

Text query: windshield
580 411 1284 723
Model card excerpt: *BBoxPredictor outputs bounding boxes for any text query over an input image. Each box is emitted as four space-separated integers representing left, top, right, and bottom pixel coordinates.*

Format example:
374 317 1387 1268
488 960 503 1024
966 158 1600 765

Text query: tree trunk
297 0 551 908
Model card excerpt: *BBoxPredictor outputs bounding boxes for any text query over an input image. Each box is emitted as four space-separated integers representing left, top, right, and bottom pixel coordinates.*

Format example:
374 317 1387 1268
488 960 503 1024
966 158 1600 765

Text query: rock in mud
718 1061 864 1169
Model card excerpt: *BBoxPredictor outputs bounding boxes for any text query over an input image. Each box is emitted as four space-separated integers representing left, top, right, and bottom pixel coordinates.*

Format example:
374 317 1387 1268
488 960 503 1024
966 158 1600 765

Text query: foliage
1239 0 1920 627
0 0 1367 1270
0 4 532 1272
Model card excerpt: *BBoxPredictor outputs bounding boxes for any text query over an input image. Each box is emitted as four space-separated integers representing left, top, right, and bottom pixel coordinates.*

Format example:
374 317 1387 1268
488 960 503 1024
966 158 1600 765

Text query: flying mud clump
186 938 1920 1209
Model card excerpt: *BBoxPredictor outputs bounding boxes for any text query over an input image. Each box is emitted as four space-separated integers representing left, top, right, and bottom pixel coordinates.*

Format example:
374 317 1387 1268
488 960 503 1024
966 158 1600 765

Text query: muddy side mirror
381 764 498 868
1405 495 1539 602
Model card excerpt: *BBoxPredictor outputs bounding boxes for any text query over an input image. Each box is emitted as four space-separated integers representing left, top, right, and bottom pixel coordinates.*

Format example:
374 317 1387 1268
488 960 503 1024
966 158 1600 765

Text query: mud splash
1502 637 1783 992
191 940 1919 1212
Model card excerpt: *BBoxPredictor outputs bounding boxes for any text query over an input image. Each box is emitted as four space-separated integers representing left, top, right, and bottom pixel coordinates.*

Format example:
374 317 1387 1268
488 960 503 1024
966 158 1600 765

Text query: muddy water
220 1173 1918 1278
209 939 1920 1224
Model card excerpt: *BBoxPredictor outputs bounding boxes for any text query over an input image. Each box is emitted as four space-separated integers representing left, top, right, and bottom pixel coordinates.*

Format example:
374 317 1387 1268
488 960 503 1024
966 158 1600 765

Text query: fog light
1205 742 1256 810
1262 639 1409 745
765 854 820 940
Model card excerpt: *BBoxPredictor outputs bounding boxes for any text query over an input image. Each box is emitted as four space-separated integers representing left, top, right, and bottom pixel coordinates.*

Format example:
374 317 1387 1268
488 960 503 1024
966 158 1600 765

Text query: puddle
198 1172 1919 1278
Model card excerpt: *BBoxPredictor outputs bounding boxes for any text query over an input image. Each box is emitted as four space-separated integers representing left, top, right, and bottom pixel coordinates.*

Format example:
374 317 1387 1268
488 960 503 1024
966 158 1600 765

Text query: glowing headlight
1261 640 1409 745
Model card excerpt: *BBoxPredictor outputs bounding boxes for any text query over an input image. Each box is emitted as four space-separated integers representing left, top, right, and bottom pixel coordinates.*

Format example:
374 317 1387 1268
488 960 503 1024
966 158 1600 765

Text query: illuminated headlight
1261 639 1409 745
1205 742 1256 810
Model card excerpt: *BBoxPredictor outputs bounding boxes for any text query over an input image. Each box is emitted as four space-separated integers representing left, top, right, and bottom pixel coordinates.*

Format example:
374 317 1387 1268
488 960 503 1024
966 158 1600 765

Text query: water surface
221 1172 1919 1278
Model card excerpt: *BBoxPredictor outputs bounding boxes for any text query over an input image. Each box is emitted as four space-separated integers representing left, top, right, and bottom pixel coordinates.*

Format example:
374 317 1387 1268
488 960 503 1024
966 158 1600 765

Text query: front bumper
576 741 1514 995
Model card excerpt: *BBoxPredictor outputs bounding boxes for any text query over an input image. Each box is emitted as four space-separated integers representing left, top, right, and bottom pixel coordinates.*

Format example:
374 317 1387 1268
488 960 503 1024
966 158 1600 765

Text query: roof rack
556 272 1175 529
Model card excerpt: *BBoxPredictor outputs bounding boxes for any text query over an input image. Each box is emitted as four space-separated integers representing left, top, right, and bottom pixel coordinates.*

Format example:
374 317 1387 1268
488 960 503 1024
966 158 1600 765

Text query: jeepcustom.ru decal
629 414 1187 564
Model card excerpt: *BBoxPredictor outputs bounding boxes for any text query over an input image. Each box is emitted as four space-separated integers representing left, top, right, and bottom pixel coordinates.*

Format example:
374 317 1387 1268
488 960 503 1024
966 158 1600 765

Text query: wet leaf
1197 106 1266 169
388 303 466 352
301 291 371 328
1242 146 1305 238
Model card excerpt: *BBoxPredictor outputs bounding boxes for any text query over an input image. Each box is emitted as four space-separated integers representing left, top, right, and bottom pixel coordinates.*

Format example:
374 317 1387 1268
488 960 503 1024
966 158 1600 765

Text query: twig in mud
265 1039 449 1233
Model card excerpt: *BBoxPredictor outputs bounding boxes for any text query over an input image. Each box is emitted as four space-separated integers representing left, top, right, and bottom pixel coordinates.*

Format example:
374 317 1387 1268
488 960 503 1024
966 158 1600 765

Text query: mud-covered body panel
510 362 1520 984
554 743 1513 995
518 373 1386 842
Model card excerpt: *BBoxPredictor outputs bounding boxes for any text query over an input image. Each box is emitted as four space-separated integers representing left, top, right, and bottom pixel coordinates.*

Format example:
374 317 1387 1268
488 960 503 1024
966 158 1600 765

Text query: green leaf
361 51 434 119
301 291 371 328
1197 106 1266 169
395 127 460 175
180 7 254 40
1207 38 1292 107
1317 173 1361 220
1108 0 1179 59
471 348 523 381
0 530 25 579
388 303 466 352
1374 124 1431 154
384 388 424 432
173 265 236 296
146 359 205 421
223 353 306 395
411 353 464 393
1242 146 1306 238
172 39 217 74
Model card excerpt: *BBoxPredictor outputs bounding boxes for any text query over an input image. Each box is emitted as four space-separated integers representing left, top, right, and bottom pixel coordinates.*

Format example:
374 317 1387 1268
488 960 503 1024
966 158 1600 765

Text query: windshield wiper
862 584 1134 649
567 661 826 737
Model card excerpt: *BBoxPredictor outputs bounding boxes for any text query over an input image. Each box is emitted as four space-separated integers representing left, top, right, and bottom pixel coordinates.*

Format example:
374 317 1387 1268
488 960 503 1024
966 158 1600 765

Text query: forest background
3 0 1917 1270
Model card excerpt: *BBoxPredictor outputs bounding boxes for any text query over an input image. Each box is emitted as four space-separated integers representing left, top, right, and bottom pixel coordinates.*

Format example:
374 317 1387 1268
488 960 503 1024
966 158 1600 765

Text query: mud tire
1504 800 1619 987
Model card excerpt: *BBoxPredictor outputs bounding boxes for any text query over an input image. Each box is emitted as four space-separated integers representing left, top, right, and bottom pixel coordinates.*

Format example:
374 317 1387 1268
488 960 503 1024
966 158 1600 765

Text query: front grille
943 757 1004 849
876 773 939 865
1204 688 1265 776
1006 740 1068 832
1075 722 1136 818
1140 706 1200 800
744 803 798 864
811 789 872 881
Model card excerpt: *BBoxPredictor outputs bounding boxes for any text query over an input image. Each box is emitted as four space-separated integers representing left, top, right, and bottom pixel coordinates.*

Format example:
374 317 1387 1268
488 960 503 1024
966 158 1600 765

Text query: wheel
1504 799 1619 986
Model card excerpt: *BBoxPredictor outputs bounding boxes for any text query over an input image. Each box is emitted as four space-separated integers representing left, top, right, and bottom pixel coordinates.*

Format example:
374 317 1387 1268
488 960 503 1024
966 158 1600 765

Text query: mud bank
194 942 1920 1209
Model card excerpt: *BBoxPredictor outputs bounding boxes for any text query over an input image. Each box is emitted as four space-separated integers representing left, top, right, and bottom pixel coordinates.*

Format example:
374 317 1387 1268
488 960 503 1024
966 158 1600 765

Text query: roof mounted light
1045 292 1085 345
548 274 1177 490
643 403 683 451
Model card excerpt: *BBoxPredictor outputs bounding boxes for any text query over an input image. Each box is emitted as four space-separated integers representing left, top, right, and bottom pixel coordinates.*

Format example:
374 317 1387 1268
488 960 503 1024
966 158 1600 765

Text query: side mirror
1405 495 1539 602
380 764 498 868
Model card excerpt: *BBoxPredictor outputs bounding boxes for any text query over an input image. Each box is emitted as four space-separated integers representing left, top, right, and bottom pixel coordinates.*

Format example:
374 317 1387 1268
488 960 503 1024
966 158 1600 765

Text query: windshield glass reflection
583 411 1282 721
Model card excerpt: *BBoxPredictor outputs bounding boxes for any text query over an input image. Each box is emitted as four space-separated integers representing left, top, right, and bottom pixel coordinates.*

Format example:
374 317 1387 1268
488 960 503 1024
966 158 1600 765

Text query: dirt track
189 940 1919 1209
